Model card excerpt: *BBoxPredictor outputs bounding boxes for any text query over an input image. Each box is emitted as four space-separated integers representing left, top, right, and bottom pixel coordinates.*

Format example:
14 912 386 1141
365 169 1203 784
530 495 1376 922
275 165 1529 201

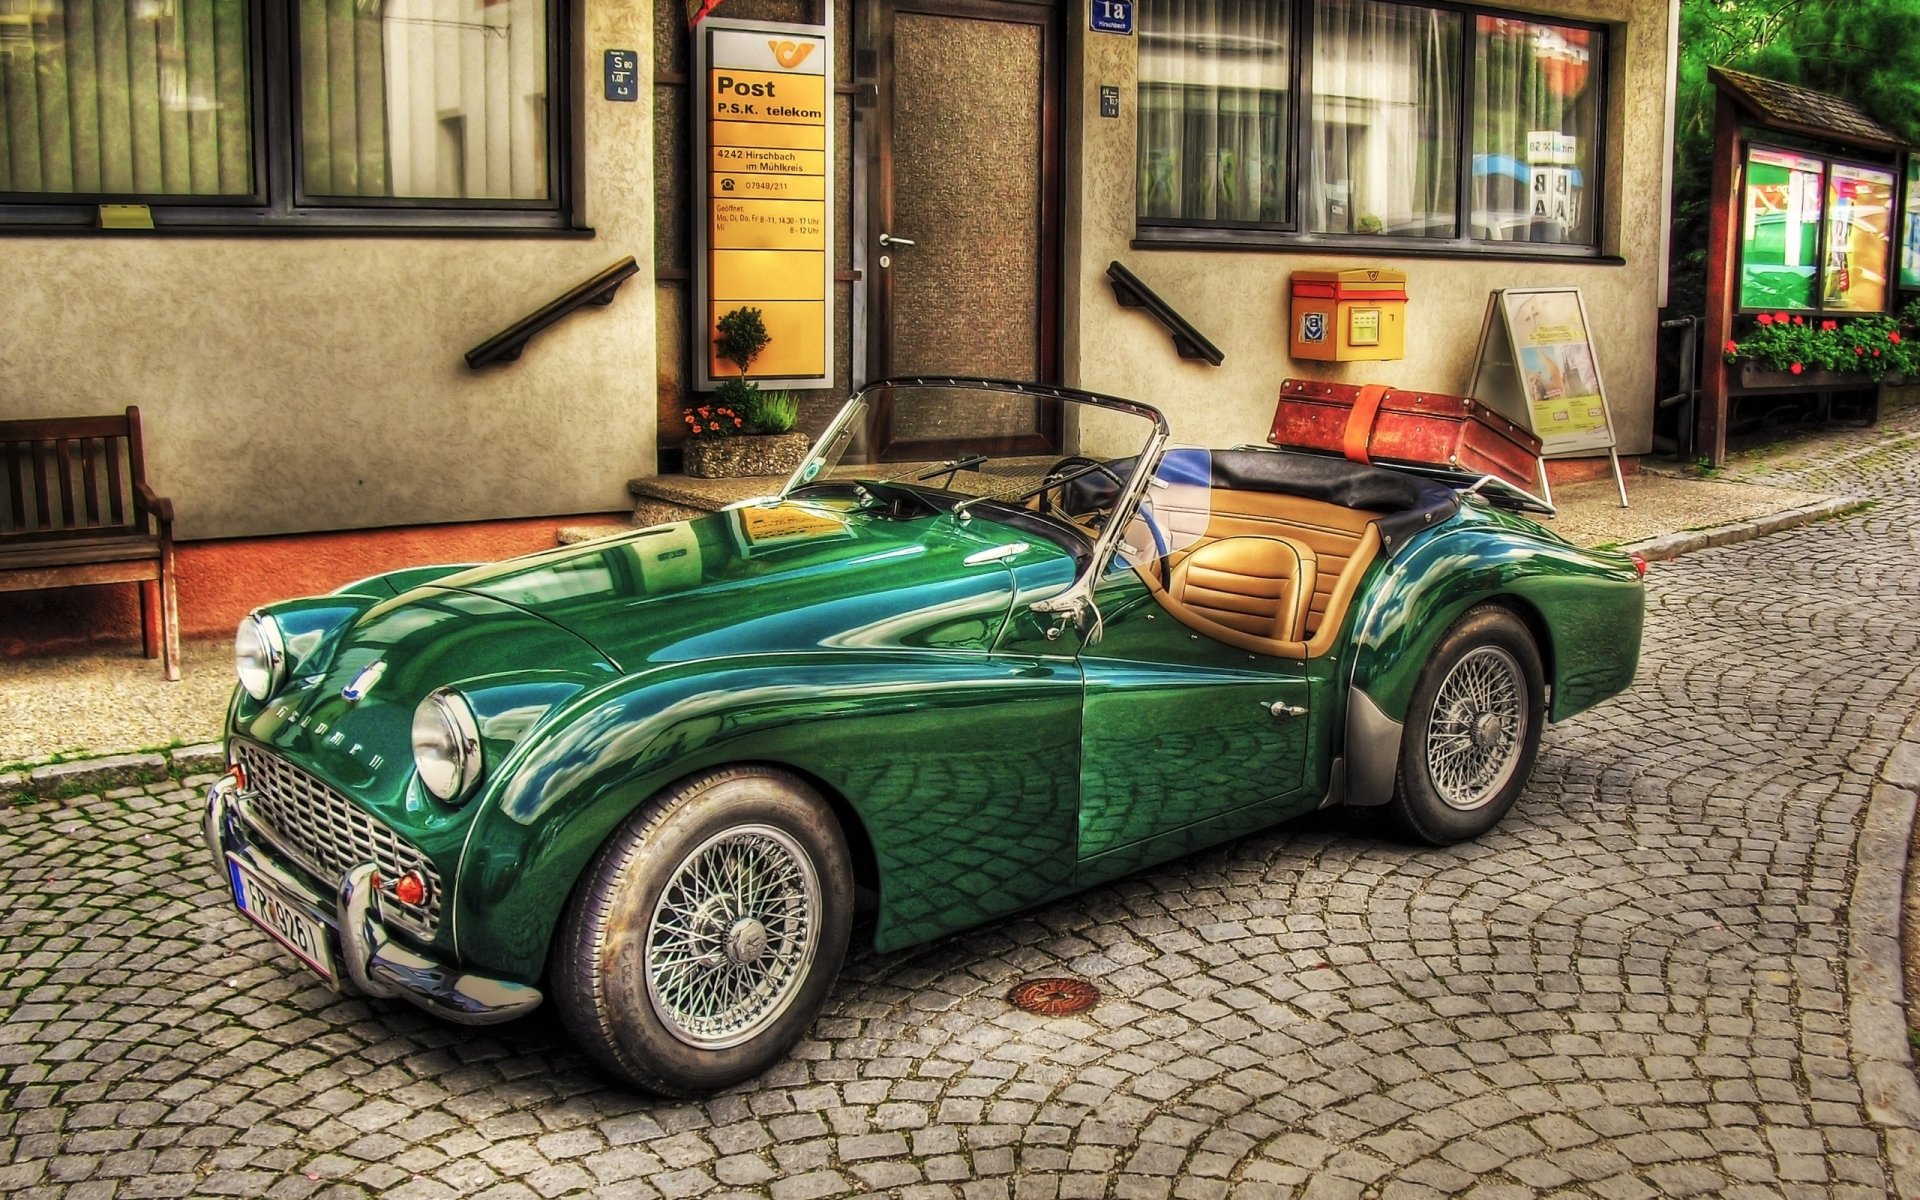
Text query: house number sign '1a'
1092 0 1132 35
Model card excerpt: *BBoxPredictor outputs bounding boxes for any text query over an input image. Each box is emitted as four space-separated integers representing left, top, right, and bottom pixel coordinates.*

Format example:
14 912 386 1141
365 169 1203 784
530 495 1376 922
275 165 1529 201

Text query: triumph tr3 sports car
205 378 1644 1094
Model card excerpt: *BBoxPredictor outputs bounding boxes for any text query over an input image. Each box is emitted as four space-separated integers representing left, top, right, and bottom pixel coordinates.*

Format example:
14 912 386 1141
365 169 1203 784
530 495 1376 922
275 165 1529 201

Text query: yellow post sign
694 20 833 389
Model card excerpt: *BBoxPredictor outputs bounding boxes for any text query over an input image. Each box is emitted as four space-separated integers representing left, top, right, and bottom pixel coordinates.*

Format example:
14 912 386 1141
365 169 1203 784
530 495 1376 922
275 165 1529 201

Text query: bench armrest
134 481 175 527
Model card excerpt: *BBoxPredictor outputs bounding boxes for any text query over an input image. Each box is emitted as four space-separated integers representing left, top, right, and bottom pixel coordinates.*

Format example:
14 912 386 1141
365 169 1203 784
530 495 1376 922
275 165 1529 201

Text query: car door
1073 569 1316 874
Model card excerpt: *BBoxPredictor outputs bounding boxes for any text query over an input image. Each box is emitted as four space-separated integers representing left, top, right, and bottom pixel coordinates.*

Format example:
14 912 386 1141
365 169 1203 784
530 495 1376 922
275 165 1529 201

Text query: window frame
0 0 581 234
1132 0 1612 260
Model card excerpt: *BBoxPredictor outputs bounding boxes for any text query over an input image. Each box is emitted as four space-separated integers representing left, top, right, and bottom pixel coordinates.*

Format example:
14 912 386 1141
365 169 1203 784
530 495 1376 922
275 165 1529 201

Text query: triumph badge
341 661 386 703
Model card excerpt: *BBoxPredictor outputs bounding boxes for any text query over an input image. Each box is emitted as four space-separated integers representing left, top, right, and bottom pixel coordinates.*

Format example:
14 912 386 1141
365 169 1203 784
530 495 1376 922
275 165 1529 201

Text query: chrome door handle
879 232 916 247
1262 700 1307 719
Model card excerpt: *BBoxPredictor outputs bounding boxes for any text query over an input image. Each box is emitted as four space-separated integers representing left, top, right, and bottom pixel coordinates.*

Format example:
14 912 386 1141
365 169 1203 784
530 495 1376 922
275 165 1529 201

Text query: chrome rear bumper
204 772 542 1025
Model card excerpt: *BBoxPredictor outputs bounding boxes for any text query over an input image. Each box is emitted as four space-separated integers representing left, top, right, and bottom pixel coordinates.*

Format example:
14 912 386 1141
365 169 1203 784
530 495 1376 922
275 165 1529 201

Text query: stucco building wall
0 0 655 543
1063 0 1670 459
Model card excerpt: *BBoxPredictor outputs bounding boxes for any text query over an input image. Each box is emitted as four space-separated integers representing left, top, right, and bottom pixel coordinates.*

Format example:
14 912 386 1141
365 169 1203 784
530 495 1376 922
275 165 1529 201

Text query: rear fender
1342 527 1641 804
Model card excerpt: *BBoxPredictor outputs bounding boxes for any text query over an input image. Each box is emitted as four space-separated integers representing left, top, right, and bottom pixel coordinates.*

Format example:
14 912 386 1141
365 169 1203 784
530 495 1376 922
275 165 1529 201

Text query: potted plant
682 307 812 478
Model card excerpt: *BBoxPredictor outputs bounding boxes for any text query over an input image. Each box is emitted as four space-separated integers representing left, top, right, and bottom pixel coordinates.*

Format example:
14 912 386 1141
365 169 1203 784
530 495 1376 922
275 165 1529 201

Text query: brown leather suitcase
1270 379 1542 491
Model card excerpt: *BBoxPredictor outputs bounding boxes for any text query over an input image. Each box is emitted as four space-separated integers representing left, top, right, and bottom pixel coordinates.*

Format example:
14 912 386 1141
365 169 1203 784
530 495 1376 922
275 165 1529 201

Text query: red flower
1774 311 1791 324
1891 331 1903 344
1724 339 1740 355
1821 320 1837 331
1790 362 1804 375
1873 348 1882 357
1757 313 1775 326
733 418 743 427
1857 346 1867 356
1792 315 1804 325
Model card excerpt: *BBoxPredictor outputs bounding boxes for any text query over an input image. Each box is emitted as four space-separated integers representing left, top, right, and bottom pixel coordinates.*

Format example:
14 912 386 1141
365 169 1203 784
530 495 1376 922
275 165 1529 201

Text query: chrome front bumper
204 772 542 1025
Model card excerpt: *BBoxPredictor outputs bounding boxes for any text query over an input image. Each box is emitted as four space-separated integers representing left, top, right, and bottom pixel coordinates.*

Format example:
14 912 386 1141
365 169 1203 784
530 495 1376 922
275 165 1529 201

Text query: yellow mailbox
1289 268 1408 362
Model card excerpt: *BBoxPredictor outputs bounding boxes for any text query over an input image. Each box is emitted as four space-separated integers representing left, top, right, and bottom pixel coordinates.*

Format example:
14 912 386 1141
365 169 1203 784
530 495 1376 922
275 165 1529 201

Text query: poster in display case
1822 163 1895 312
1739 147 1825 311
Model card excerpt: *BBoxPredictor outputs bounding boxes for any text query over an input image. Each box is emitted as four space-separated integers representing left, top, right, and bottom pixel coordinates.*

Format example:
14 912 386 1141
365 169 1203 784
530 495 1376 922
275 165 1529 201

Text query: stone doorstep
4 742 225 800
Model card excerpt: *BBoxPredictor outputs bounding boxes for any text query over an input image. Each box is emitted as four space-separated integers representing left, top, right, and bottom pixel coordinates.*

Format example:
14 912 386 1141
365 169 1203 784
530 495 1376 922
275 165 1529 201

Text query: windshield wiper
913 454 988 487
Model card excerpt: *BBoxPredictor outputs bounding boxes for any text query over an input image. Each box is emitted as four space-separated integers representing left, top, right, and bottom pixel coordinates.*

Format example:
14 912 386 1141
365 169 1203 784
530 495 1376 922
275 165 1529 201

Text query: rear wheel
1387 606 1545 845
552 767 854 1095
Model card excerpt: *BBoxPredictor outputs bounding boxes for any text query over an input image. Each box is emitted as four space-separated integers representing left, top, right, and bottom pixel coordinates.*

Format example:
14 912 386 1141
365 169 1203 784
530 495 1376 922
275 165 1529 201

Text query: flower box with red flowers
1723 304 1920 387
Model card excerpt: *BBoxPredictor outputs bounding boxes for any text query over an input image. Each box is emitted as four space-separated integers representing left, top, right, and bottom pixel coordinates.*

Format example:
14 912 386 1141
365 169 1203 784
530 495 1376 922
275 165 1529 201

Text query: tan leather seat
1168 535 1319 644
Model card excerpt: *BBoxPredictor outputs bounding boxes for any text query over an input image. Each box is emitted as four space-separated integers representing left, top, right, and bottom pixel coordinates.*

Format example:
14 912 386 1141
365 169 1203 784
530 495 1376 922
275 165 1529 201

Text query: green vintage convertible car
205 378 1643 1094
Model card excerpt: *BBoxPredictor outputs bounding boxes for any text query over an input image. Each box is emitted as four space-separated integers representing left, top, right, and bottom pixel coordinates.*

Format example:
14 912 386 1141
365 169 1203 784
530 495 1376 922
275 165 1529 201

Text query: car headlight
234 613 287 701
412 689 483 803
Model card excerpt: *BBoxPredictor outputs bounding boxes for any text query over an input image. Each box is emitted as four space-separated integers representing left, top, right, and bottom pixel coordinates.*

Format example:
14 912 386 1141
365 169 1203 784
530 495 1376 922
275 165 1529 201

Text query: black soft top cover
1206 449 1459 553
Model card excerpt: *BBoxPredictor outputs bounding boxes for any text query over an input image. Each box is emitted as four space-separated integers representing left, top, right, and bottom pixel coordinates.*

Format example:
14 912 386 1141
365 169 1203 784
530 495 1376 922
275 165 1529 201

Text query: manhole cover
1007 977 1099 1016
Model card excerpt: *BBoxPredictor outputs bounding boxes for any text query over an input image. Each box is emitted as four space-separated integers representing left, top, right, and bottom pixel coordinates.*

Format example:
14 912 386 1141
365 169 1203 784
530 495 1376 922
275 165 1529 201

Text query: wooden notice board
1468 287 1628 506
693 18 835 390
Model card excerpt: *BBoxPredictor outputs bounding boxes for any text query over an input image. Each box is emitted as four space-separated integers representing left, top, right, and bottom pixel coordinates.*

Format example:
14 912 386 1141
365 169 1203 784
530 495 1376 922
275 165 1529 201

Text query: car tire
1386 606 1546 846
551 767 854 1095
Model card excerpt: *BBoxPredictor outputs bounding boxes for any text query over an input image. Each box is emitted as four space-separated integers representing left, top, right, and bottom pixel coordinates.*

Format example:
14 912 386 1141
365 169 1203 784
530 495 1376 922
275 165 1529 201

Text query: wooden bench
1 408 180 679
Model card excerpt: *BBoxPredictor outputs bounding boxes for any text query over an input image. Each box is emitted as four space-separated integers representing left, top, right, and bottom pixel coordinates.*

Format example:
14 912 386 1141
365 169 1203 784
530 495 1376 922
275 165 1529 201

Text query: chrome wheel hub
1425 646 1527 812
725 918 769 966
644 825 821 1050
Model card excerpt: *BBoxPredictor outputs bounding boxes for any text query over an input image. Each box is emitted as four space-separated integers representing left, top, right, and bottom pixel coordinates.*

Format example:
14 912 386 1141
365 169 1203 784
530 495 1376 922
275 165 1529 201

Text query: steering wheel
1037 455 1126 518
1039 455 1171 577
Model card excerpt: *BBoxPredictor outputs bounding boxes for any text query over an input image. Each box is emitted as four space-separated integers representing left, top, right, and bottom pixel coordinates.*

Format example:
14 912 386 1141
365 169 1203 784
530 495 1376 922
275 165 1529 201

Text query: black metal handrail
465 256 640 369
1105 260 1225 366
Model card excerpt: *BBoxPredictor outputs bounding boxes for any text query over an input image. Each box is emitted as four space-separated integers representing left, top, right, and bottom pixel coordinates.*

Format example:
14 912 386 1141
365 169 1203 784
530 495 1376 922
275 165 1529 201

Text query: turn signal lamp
394 872 427 907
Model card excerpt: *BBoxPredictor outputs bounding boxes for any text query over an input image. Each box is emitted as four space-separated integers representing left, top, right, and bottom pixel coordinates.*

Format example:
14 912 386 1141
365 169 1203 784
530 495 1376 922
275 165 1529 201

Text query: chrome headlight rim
235 613 287 702
413 688 484 804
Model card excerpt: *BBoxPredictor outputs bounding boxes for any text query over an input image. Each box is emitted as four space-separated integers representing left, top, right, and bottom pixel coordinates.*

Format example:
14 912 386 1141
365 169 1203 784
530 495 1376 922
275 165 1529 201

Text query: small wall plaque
1100 86 1119 119
604 49 638 102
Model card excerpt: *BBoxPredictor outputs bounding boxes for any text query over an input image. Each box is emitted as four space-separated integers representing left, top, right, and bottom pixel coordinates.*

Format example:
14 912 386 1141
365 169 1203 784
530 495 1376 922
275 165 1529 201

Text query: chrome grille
234 743 443 936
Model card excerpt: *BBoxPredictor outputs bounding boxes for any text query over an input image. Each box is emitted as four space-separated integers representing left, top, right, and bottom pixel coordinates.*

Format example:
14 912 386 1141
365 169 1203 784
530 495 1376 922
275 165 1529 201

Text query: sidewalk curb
1621 496 1868 561
3 742 223 800
1849 709 1920 1198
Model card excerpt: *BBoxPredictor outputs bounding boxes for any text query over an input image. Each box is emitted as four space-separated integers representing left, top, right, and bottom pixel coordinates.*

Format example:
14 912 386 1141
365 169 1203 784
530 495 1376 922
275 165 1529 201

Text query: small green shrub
714 307 771 378
743 388 800 435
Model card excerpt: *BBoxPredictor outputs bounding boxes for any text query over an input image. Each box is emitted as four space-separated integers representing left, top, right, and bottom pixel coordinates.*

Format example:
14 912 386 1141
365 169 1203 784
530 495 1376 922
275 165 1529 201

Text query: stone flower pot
682 432 810 479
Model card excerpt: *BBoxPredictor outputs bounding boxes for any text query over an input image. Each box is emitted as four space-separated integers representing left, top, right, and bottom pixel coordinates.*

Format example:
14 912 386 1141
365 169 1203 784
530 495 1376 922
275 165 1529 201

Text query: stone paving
6 408 1920 1200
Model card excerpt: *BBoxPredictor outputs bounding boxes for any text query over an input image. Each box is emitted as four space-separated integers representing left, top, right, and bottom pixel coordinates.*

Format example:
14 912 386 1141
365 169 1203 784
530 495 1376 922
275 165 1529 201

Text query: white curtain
1137 0 1289 225
1308 0 1458 236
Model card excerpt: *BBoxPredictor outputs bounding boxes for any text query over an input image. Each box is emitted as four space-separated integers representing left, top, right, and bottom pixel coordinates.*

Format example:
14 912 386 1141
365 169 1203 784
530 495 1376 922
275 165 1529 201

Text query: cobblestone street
6 408 1920 1200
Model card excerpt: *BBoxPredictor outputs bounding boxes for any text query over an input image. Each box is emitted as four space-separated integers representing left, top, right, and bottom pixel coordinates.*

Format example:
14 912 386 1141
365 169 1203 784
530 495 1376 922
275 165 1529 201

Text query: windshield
780 379 1205 573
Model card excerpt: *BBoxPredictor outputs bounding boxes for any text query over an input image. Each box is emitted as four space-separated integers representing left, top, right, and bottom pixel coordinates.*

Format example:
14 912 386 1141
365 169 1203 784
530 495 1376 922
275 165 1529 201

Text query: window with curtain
298 0 549 200
0 0 565 226
1471 15 1598 245
1137 0 1607 253
0 0 252 195
1309 0 1458 237
1136 0 1290 227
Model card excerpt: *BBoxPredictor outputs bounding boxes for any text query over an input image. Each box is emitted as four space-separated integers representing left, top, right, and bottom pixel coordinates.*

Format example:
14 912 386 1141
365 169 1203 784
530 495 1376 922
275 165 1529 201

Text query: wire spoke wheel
1425 645 1527 811
644 824 821 1050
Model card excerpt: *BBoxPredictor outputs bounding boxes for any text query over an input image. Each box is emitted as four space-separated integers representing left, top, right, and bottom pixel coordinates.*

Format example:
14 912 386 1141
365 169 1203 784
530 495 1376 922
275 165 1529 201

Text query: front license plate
228 855 339 984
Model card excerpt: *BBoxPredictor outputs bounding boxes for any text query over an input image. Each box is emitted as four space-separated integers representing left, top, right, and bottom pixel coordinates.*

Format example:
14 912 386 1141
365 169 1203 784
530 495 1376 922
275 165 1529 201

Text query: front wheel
1387 606 1546 845
551 767 854 1095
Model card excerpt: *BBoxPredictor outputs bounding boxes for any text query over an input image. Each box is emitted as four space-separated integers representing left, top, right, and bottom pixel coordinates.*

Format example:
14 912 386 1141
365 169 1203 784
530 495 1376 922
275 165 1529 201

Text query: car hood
234 501 1068 803
432 500 1061 671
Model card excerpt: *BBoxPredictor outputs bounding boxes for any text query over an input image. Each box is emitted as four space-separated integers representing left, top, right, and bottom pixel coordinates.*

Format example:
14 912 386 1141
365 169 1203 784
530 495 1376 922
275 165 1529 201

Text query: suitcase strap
1343 384 1388 465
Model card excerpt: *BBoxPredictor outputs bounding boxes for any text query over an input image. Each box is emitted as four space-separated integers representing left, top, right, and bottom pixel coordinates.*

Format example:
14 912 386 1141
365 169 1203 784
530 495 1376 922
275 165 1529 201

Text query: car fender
1342 523 1641 805
451 650 1083 979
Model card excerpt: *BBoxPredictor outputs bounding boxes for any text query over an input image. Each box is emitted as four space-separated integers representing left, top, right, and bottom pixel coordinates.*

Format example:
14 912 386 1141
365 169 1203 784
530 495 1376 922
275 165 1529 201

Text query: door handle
1261 700 1307 720
879 232 916 247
